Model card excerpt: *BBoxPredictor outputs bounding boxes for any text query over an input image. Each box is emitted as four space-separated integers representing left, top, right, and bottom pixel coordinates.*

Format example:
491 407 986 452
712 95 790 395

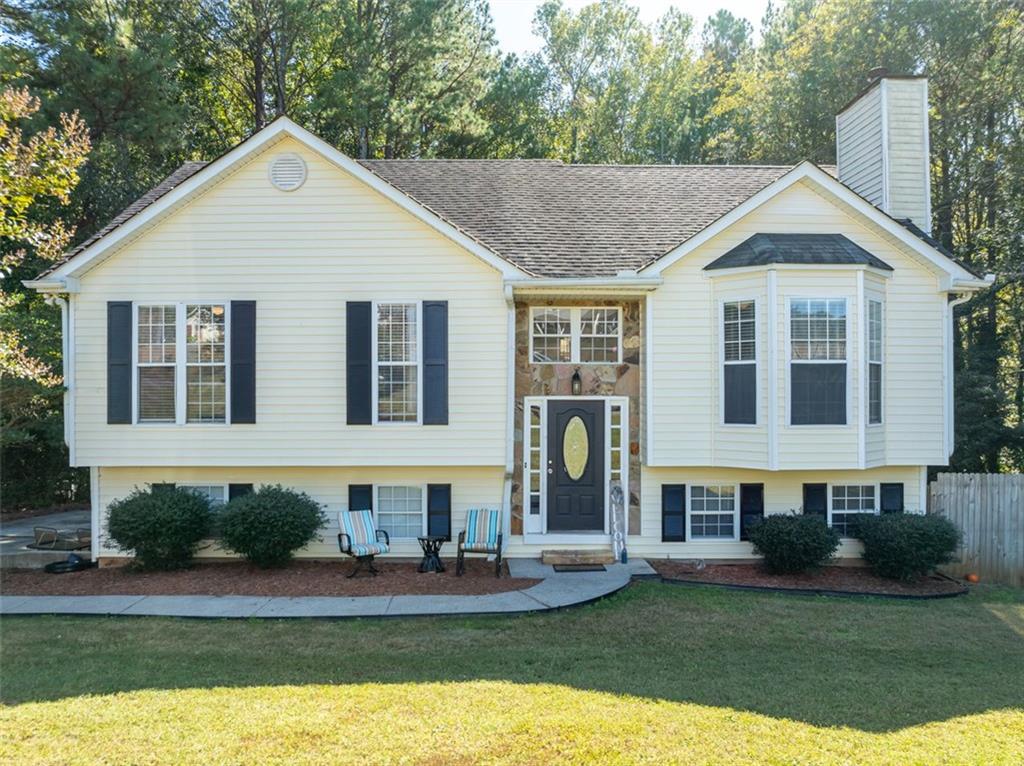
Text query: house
26 73 991 565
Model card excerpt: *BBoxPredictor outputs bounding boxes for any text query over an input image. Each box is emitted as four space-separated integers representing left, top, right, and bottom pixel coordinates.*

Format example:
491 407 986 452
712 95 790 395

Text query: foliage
2 585 1023 762
855 513 962 581
106 486 213 570
218 484 325 567
747 513 841 574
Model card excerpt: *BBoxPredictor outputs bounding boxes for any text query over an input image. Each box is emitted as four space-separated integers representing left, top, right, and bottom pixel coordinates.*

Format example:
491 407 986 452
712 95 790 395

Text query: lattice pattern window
186 305 226 423
723 301 755 362
831 485 876 536
868 300 883 424
580 309 620 363
527 403 542 516
790 299 846 360
531 308 571 362
610 403 625 486
376 303 419 422
377 486 423 539
137 305 176 422
690 485 737 539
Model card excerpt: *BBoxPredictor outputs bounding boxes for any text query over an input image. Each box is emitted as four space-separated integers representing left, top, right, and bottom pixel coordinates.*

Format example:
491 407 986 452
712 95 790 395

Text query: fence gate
929 473 1024 587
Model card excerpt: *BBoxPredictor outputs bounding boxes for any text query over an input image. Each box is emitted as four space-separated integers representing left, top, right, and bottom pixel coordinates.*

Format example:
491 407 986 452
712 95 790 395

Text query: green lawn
2 583 1022 765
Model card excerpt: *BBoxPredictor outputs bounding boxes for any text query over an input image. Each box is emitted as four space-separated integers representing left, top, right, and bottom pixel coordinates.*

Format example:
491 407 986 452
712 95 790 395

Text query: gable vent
268 153 306 191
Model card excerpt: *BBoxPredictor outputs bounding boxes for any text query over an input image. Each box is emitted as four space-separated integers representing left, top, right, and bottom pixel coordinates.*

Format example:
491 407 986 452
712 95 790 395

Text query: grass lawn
2 582 1022 764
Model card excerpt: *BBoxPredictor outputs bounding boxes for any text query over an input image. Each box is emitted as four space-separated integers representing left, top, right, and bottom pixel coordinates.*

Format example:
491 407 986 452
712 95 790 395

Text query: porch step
541 549 616 566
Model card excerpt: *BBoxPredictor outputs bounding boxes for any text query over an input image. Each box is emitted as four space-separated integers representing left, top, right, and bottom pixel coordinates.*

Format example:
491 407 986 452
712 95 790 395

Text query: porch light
571 367 582 396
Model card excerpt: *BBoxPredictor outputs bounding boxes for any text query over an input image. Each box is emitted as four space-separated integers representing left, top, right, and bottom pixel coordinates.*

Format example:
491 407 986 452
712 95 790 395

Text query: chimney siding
836 77 931 233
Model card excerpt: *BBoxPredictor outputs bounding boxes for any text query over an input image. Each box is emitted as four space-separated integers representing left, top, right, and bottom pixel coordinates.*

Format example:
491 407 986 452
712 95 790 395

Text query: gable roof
32 118 985 288
705 233 893 272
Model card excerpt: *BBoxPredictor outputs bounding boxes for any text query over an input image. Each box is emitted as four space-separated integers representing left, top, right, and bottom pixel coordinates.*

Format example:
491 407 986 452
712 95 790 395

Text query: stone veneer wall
511 299 642 536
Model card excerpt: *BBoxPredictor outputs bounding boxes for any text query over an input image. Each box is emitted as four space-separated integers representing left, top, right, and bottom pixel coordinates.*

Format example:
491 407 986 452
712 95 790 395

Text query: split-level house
27 74 991 564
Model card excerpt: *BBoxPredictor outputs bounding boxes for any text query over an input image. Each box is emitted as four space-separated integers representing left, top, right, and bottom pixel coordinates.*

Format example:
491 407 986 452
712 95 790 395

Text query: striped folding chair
456 508 503 578
337 510 390 578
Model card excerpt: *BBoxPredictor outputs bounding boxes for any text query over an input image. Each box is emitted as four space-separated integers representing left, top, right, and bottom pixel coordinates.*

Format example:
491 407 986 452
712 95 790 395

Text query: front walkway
0 559 655 618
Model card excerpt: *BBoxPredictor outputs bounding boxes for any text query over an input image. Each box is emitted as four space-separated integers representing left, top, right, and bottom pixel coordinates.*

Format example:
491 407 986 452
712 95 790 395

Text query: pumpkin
965 573 980 584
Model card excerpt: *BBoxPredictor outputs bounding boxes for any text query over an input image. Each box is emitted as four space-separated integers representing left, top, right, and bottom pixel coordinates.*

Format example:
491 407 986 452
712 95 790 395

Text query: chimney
836 71 932 233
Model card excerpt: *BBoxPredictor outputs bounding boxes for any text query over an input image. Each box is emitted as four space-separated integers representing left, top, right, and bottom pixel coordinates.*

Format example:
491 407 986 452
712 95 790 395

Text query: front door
547 400 605 531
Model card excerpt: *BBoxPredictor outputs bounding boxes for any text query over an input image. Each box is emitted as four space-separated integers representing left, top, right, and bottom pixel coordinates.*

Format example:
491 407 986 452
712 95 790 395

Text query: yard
2 582 1022 765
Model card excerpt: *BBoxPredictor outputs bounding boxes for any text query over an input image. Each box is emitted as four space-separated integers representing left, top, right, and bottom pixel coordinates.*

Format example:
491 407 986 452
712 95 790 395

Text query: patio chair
30 527 90 551
456 508 502 578
337 510 390 578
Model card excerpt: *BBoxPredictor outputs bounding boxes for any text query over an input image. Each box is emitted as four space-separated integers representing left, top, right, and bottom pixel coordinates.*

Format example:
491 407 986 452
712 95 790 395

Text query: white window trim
784 295 851 428
179 483 230 505
373 483 428 540
686 482 740 542
521 395 629 541
827 482 880 538
867 298 884 427
132 301 232 426
719 297 759 427
529 306 623 365
371 300 423 426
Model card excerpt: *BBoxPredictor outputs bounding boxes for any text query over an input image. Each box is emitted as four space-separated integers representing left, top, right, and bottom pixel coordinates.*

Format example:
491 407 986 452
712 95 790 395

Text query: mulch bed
650 561 966 597
0 559 539 598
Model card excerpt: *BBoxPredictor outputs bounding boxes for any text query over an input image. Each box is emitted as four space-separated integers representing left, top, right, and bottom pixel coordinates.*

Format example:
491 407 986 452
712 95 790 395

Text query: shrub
747 513 841 574
106 485 213 570
218 485 326 568
855 513 961 580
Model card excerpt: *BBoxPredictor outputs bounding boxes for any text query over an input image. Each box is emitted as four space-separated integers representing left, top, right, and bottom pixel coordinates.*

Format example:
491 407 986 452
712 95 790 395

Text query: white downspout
503 285 516 546
944 292 971 460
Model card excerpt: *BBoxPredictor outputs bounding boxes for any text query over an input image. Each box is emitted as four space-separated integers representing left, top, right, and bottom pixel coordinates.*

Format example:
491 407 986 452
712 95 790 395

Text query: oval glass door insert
563 416 589 480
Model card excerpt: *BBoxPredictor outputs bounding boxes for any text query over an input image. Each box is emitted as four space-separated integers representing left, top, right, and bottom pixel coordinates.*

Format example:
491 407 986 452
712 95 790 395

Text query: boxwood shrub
106 485 213 570
218 484 326 568
747 513 840 574
855 513 961 580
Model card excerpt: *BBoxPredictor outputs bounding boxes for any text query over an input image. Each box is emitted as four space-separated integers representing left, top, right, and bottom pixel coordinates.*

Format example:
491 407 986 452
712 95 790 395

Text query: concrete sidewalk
0 559 655 619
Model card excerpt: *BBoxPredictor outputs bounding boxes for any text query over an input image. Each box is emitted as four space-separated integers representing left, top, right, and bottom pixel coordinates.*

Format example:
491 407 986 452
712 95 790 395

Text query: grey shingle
704 233 893 271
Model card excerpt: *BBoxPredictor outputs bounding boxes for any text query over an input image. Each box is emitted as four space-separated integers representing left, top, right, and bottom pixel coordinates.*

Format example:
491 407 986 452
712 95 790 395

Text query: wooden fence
929 473 1024 587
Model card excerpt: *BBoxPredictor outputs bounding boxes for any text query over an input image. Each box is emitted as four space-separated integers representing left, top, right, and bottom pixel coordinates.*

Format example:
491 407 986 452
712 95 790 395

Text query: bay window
789 298 847 425
867 299 883 424
722 300 756 424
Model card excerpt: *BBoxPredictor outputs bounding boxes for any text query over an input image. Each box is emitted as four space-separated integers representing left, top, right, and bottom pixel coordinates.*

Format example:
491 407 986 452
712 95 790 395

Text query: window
722 300 756 424
868 300 883 424
375 303 419 423
186 305 226 423
530 307 621 363
376 485 424 539
789 298 847 425
182 485 227 507
136 303 228 424
526 403 543 516
689 485 738 540
830 484 876 536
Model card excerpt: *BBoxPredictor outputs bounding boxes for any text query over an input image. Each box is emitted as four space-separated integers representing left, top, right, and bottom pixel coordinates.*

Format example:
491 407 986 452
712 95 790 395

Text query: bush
218 485 325 568
747 513 841 574
855 513 961 580
106 485 213 570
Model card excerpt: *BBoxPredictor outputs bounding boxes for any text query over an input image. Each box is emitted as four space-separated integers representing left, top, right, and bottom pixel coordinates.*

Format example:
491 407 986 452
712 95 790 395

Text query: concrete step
541 549 615 566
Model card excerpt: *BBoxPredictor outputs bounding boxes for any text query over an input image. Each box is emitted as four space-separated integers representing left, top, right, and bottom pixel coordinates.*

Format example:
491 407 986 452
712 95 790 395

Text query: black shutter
230 301 256 423
724 364 756 424
739 483 765 540
107 301 133 424
228 483 254 501
880 483 905 514
348 484 373 512
427 484 452 540
662 484 686 542
803 483 827 520
422 301 449 425
346 302 373 425
791 363 847 425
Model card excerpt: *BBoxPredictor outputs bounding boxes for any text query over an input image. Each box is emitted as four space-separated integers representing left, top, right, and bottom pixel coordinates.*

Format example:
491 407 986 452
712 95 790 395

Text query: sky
489 0 772 56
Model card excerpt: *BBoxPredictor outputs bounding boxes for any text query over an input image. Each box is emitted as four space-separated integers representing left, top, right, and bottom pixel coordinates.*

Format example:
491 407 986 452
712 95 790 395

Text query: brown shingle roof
359 160 793 277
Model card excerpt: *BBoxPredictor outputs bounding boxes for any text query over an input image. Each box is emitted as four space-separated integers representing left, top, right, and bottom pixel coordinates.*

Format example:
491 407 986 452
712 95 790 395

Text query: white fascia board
42 117 529 284
23 278 76 293
639 161 979 284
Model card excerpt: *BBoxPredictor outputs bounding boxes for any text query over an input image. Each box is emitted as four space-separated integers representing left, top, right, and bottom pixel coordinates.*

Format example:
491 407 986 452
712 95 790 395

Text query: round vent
268 153 307 191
